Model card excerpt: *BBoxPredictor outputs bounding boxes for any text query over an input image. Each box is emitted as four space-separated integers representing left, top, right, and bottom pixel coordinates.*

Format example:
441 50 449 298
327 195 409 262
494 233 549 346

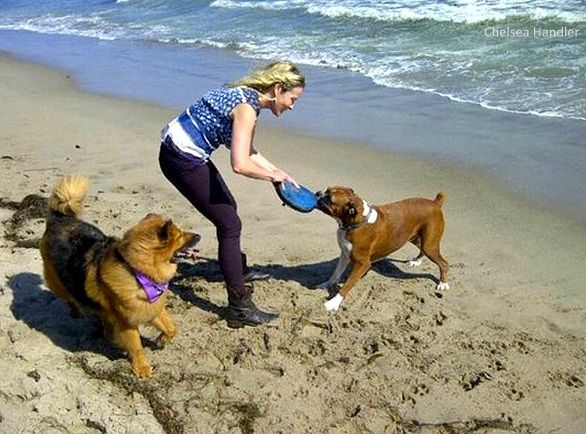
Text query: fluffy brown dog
40 176 200 378
316 186 449 311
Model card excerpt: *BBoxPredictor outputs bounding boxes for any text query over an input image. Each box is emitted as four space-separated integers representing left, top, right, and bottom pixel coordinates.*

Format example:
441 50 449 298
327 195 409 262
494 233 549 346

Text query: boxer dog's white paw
324 293 344 311
436 282 450 291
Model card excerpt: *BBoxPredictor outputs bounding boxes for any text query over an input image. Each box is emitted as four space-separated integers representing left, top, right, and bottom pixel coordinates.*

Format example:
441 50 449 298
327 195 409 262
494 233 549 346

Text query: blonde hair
229 61 305 92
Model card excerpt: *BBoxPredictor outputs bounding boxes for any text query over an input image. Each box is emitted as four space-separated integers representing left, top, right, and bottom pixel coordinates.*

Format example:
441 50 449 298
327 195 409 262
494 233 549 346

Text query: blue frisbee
274 181 318 213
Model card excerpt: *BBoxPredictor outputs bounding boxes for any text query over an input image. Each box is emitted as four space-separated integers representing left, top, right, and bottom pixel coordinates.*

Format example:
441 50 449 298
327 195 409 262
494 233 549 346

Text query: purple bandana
133 269 169 303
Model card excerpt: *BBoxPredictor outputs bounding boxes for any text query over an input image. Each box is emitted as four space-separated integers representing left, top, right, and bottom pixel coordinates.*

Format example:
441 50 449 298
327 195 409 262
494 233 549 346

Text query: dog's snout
316 190 329 203
183 232 201 250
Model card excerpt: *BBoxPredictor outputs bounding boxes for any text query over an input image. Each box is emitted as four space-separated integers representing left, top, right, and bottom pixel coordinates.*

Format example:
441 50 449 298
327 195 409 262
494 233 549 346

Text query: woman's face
271 85 303 117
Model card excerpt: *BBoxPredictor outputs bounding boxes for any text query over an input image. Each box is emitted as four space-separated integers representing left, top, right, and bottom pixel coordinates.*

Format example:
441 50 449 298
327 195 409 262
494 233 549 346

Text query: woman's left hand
285 173 300 188
271 169 299 188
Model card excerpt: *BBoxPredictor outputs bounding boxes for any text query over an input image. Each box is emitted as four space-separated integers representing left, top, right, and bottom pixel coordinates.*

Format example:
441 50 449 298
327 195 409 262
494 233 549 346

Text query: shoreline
1 29 585 223
1 51 585 433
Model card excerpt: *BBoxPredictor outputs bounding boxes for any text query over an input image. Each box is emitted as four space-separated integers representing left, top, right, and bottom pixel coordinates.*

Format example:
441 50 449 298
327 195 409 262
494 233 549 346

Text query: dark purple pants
159 142 245 299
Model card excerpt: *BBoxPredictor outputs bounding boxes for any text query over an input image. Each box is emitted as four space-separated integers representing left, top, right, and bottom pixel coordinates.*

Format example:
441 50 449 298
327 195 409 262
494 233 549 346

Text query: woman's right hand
271 169 299 187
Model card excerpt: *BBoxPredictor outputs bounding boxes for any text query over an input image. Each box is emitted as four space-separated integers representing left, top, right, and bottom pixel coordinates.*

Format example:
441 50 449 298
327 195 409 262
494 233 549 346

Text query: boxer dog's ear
340 201 357 228
344 202 357 216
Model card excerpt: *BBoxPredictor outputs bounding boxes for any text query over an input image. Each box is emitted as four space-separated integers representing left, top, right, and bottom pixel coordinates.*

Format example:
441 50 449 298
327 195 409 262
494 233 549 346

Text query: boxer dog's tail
434 192 446 207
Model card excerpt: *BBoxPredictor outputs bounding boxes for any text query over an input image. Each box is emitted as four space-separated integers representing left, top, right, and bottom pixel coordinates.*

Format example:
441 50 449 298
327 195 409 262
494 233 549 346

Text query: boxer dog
316 186 449 311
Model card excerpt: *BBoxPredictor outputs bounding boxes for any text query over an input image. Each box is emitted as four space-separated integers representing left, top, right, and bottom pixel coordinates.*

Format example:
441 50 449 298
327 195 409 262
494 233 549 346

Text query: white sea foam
202 32 586 121
0 13 172 42
0 15 120 40
210 0 306 11
0 0 583 121
211 0 586 23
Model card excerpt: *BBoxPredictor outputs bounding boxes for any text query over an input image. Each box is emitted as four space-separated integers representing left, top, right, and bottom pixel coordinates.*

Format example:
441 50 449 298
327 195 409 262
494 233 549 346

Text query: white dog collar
363 200 378 224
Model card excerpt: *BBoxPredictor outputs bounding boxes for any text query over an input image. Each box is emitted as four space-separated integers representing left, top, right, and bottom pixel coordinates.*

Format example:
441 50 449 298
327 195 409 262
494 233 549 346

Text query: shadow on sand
9 272 127 360
8 257 438 344
171 255 438 316
176 254 438 288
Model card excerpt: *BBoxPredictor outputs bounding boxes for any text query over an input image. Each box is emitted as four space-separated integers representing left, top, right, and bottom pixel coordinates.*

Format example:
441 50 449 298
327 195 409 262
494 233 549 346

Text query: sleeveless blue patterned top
162 86 261 161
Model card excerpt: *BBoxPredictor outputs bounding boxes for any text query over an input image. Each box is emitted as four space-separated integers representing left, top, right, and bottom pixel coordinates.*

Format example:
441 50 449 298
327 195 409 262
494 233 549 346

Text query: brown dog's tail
434 192 447 207
49 175 90 217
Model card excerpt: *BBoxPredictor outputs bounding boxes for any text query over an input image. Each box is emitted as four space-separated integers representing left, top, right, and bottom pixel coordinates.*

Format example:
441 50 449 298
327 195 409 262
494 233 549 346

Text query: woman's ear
274 82 284 95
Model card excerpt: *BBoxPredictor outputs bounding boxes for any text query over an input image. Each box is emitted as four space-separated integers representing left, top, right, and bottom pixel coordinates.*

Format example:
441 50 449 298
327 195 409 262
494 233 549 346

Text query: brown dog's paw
132 360 153 378
157 332 176 347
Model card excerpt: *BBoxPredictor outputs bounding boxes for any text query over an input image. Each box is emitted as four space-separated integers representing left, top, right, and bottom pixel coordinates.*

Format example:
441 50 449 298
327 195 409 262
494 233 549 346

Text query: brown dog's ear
158 220 174 240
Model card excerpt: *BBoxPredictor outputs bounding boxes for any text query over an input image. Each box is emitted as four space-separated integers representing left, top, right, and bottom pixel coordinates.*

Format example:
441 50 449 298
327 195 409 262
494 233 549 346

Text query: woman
159 61 305 328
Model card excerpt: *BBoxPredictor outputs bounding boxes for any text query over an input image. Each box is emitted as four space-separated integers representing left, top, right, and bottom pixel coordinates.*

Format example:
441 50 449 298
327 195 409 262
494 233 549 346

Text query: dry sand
0 53 584 434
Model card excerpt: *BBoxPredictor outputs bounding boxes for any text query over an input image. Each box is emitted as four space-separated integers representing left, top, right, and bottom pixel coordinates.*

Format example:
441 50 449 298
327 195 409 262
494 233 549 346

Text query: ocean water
0 1 585 221
0 0 585 121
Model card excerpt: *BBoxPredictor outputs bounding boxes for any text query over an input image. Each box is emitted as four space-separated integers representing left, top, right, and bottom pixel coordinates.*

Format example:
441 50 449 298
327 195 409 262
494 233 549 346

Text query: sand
0 53 585 434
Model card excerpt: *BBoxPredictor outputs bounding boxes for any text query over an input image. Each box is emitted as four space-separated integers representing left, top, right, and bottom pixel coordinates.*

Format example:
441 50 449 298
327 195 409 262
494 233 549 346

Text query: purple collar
133 269 169 303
